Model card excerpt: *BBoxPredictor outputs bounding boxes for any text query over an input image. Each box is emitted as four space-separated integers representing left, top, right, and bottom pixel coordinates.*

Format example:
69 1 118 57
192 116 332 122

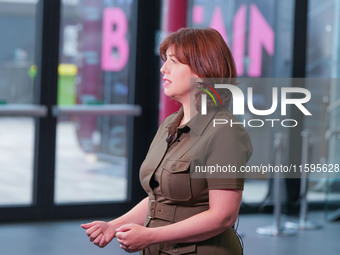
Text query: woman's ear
192 72 199 79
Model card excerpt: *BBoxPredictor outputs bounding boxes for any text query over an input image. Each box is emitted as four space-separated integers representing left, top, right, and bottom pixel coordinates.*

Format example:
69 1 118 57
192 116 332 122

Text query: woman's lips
163 78 172 86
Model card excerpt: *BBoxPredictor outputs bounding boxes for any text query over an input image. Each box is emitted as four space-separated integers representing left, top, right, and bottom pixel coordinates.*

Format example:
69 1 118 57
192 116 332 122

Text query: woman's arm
115 189 242 252
110 196 149 226
81 196 149 247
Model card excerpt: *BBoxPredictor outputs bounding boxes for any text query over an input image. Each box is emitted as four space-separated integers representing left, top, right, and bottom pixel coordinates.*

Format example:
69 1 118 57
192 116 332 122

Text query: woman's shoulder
213 108 239 121
159 109 182 128
204 109 247 134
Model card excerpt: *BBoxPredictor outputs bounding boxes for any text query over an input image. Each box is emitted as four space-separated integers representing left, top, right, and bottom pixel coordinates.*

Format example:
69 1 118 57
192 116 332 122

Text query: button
173 248 178 253
172 166 176 170
158 209 162 213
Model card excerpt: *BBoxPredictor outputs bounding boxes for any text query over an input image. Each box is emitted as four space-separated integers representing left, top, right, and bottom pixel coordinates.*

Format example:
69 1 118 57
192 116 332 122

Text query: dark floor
238 213 340 255
0 212 339 255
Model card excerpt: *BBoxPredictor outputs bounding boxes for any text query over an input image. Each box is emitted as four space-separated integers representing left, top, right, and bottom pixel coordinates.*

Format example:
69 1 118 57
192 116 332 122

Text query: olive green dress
139 107 252 255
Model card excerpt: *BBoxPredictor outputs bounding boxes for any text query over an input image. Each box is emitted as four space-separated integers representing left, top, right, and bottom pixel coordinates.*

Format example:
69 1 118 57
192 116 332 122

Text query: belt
147 200 209 223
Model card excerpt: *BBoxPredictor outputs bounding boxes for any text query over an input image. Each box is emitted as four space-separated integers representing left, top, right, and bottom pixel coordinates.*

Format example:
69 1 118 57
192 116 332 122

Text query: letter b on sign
101 8 129 71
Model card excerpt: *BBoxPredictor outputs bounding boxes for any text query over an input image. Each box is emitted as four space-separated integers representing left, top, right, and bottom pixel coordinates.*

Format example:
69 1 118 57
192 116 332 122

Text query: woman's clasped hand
82 221 153 252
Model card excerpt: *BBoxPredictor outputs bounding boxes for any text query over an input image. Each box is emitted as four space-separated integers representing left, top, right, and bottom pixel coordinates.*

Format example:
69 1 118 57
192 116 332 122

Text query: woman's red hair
159 27 237 79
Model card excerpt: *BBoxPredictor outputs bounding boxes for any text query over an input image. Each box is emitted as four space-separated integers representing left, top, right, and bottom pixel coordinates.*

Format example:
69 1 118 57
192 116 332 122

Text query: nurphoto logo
198 82 312 128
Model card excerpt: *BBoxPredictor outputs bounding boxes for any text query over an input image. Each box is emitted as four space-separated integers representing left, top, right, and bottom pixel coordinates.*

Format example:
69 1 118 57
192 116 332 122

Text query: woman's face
160 46 198 103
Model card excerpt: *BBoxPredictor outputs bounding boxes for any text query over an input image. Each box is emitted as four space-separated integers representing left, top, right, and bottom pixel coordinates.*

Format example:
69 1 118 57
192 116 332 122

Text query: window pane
54 116 128 203
0 0 38 206
306 0 340 206
55 0 135 204
0 118 35 205
0 1 37 104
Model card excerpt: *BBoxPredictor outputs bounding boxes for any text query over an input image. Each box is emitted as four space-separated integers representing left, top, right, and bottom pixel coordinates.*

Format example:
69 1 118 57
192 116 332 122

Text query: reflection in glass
0 118 34 205
306 0 340 205
54 116 128 204
0 1 37 206
0 1 37 104
55 1 135 203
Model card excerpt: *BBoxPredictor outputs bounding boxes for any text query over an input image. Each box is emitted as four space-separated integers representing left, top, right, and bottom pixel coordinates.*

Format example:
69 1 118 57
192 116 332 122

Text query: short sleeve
203 120 253 190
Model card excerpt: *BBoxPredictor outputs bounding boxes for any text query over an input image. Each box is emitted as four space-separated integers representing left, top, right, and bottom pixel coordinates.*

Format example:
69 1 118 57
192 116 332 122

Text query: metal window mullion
32 0 61 220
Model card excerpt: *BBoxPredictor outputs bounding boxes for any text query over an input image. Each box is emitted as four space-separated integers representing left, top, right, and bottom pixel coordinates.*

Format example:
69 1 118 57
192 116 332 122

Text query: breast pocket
160 159 192 201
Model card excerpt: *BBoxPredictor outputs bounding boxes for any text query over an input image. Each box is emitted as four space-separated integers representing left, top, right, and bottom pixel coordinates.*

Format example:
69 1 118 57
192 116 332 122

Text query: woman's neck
180 100 196 126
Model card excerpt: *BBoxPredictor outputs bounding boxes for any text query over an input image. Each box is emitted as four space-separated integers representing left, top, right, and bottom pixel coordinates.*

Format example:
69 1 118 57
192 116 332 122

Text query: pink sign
210 6 229 45
248 4 275 77
192 4 275 77
101 8 129 72
233 5 246 76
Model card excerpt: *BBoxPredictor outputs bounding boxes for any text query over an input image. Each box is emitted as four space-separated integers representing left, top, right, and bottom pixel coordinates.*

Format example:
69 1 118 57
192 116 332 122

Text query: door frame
0 0 161 222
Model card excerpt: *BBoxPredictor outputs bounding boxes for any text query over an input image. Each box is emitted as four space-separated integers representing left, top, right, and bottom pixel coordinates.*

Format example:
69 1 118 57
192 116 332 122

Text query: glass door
53 0 139 205
0 0 143 221
0 0 42 207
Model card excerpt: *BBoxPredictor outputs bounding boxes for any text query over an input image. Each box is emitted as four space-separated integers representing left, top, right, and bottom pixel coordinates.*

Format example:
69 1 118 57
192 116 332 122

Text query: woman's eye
171 59 176 63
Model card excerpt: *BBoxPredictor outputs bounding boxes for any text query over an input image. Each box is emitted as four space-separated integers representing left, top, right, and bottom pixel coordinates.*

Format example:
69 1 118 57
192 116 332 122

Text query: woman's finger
115 224 132 232
86 225 99 236
93 233 103 246
89 228 102 242
81 222 95 229
115 231 124 239
99 235 106 247
116 237 124 244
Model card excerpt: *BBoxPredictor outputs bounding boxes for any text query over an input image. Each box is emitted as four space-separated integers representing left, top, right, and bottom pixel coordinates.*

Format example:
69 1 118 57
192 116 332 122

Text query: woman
81 27 252 255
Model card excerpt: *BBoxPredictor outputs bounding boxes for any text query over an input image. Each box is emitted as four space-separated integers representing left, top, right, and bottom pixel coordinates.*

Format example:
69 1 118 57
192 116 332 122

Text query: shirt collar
166 106 218 136
165 107 184 133
187 108 217 136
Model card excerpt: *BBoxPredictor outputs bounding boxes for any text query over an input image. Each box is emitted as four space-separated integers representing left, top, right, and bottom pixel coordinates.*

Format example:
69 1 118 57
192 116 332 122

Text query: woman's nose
160 61 168 74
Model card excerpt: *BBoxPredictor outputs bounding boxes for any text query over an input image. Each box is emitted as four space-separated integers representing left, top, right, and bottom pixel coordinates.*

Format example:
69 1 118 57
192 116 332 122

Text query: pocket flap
162 158 190 173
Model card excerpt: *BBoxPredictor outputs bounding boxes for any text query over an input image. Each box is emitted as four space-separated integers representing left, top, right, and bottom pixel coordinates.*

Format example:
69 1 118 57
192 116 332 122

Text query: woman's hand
115 224 153 253
81 221 116 248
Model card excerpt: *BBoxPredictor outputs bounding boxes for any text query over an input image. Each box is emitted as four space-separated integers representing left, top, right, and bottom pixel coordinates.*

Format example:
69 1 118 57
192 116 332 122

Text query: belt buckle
148 200 156 219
